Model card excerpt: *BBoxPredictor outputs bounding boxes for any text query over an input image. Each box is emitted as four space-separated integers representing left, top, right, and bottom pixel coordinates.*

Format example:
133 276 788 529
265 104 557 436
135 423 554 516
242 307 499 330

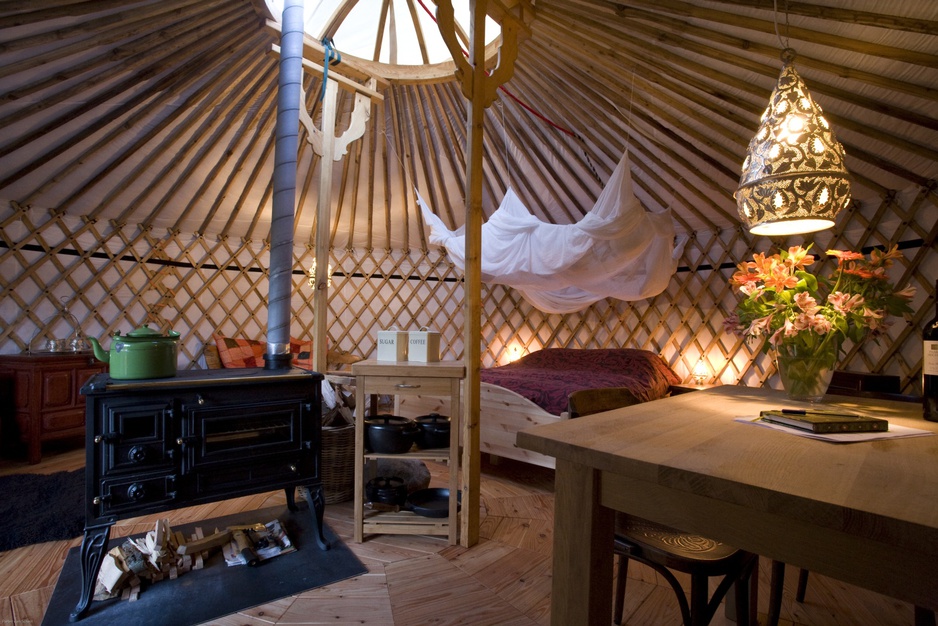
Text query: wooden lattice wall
1 184 935 395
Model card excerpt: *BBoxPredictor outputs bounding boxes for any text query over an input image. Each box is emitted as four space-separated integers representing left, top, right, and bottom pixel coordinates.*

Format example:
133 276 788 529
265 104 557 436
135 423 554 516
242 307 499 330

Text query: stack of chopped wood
93 519 220 602
93 519 291 602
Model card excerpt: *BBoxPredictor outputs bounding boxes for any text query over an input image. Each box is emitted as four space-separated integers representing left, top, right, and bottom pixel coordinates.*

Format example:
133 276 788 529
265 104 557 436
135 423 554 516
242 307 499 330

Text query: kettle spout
87 337 109 363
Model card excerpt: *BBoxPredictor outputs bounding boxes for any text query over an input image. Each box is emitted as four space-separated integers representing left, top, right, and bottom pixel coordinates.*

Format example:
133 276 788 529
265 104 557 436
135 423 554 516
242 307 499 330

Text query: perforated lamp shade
736 49 851 236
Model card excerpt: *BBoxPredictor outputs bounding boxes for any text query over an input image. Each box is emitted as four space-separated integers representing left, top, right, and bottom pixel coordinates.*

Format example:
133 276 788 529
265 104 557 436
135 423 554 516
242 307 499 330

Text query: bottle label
926 340 938 376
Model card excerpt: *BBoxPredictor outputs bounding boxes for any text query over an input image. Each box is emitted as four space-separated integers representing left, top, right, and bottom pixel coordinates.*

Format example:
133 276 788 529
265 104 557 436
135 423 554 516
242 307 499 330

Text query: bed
398 348 682 468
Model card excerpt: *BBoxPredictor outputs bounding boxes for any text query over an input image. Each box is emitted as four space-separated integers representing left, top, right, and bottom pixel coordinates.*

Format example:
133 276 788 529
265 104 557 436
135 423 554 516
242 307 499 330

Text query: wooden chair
766 373 935 626
567 388 759 626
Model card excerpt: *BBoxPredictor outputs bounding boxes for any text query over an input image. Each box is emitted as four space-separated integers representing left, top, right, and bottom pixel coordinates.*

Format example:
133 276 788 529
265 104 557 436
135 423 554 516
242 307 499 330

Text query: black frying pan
365 488 462 518
406 488 461 518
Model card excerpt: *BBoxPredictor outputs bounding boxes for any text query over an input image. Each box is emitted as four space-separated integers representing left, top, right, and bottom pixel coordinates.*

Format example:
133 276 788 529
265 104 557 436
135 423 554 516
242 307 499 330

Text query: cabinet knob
197 394 205 405
127 483 146 501
176 435 198 447
289 464 298 473
396 383 421 389
128 446 148 463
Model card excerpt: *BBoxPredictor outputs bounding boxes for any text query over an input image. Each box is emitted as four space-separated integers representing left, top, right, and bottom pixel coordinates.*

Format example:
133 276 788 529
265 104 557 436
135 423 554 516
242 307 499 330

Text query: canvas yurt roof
1 0 935 391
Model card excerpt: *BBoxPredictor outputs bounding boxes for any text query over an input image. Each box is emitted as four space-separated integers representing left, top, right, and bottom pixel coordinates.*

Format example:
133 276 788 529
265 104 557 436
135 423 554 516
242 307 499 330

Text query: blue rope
320 37 342 101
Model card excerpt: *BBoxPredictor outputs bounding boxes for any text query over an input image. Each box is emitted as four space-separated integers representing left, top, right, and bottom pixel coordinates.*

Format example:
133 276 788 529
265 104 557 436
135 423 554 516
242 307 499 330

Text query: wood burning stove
70 367 327 622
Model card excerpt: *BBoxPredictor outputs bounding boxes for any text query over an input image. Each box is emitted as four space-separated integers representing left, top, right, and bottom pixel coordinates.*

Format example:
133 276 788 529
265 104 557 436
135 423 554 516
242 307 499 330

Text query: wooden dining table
516 385 938 625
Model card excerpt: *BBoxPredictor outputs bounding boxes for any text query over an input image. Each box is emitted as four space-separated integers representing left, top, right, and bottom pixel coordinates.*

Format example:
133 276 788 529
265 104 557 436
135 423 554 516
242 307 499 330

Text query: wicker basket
321 406 355 504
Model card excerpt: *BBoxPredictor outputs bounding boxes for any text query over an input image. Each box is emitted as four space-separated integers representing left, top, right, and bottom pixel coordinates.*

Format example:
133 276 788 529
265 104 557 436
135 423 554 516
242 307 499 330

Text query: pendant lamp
736 48 850 236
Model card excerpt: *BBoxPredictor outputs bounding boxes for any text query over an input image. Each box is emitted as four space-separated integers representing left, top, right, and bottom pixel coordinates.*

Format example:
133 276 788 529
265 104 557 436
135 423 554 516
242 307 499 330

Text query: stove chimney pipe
266 0 304 370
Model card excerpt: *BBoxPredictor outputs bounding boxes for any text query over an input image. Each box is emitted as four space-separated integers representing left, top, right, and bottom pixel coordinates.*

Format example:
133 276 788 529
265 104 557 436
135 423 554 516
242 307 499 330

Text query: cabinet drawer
41 408 85 432
99 399 174 475
97 474 177 516
362 376 453 396
42 369 74 408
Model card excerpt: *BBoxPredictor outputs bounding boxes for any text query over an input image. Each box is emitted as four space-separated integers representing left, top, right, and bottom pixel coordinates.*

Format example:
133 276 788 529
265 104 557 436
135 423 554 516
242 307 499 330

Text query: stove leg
69 523 111 622
304 483 329 550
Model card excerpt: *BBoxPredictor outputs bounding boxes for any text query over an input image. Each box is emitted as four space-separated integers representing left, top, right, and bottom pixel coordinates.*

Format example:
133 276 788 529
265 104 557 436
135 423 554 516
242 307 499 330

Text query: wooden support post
312 79 337 374
436 0 530 548
460 0 488 549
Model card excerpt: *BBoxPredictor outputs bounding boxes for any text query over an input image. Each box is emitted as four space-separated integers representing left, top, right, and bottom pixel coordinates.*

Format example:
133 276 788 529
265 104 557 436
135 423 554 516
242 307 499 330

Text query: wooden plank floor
0 442 921 625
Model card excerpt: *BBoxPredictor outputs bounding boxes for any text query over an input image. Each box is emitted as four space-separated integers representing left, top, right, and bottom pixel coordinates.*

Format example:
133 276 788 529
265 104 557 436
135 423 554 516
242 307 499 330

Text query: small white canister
408 327 440 362
376 328 409 361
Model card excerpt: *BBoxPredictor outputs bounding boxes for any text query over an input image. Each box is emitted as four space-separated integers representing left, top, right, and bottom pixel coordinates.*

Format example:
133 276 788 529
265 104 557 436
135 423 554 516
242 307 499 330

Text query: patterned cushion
213 335 265 368
212 335 315 369
289 337 313 370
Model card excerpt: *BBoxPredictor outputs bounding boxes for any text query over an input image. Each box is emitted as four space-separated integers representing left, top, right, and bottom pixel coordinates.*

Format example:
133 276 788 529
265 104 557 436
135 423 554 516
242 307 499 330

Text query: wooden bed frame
399 382 567 469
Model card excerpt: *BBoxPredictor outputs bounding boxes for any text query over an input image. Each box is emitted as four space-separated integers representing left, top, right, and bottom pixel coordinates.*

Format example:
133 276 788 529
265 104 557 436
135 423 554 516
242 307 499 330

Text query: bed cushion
480 348 681 415
212 335 314 369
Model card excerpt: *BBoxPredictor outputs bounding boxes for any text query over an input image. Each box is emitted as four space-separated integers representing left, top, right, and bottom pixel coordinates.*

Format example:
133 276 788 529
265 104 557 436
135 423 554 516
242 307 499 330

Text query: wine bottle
925 278 938 422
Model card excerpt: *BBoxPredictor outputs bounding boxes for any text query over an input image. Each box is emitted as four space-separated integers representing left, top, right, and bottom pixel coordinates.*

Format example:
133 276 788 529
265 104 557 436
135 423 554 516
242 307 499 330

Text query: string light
307 259 333 289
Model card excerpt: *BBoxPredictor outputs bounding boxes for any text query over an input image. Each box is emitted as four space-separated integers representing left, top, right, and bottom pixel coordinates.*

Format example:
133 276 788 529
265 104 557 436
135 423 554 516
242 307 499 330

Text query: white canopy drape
419 152 684 313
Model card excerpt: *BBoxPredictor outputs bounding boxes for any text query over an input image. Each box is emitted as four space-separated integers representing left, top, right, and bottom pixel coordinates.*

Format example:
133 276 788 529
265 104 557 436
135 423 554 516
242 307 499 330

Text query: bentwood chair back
567 388 759 626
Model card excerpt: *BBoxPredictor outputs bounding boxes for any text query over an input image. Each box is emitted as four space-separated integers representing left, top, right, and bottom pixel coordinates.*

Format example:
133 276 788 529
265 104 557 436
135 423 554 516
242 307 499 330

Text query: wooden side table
0 352 106 463
351 359 471 546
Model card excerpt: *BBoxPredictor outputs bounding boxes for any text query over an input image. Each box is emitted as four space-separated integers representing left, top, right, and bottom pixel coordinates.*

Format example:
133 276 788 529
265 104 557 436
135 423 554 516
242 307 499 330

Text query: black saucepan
414 413 451 449
365 476 408 507
364 414 418 453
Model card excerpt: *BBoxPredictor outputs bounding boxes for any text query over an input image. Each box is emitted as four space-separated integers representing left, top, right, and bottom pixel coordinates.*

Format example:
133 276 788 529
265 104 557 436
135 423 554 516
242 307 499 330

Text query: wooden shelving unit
352 360 466 545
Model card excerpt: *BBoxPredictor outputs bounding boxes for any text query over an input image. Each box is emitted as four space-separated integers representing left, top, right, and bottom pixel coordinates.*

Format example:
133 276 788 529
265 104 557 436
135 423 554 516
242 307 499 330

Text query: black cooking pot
365 414 418 454
365 476 408 506
414 413 451 449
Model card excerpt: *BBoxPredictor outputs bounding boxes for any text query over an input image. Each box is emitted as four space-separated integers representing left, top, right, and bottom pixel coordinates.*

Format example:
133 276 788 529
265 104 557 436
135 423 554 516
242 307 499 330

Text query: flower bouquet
725 245 915 401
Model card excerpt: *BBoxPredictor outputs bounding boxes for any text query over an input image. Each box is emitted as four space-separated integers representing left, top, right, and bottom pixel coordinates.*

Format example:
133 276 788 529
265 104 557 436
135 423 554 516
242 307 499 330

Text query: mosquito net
418 152 684 313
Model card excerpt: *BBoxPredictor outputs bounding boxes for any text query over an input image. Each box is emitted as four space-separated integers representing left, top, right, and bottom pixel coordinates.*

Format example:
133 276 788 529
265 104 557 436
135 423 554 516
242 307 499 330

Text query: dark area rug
42 502 366 626
0 469 85 552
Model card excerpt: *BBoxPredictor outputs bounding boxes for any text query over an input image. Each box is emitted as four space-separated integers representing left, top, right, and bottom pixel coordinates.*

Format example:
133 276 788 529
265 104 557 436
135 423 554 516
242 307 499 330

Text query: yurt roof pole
436 0 529 548
266 0 304 370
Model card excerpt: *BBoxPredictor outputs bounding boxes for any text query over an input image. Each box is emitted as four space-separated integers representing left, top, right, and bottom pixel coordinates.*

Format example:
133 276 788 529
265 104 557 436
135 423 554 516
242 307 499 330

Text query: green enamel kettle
88 324 180 379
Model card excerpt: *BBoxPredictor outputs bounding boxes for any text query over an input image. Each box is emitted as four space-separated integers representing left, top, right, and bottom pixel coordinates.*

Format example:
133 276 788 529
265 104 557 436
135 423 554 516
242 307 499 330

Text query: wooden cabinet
0 352 107 463
352 360 467 545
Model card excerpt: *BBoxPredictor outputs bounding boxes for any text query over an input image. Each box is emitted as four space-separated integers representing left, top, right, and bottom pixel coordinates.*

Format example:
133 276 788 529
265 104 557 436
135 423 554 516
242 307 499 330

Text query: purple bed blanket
479 348 681 416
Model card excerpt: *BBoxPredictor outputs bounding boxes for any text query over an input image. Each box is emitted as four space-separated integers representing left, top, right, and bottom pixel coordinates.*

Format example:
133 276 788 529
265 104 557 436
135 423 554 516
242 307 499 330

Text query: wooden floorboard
0 445 925 625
